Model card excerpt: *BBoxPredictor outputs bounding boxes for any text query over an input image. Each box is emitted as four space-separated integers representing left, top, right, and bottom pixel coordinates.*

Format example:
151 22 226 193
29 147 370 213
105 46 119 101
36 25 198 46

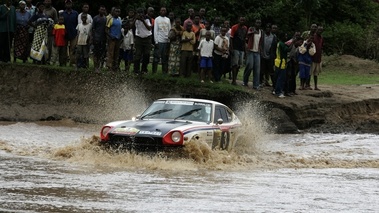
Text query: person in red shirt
52 16 67 66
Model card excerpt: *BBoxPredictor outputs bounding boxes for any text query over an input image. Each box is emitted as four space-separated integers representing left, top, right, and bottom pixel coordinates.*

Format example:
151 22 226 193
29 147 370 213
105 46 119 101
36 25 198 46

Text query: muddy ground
1 55 379 134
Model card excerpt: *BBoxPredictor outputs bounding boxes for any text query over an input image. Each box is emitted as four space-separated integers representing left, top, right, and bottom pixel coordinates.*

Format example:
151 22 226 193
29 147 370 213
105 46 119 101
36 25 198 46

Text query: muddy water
0 121 378 213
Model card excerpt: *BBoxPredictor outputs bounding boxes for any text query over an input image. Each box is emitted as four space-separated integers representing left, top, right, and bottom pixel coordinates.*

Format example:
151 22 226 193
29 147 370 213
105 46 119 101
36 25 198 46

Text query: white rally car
100 98 242 151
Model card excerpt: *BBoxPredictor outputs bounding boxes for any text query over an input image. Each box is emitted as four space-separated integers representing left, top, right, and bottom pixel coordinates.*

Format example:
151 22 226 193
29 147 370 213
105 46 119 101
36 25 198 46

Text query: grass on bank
6 54 379 86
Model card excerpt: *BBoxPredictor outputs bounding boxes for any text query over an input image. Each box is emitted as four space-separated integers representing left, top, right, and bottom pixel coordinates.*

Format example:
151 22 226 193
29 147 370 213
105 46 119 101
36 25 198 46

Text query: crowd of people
0 0 324 97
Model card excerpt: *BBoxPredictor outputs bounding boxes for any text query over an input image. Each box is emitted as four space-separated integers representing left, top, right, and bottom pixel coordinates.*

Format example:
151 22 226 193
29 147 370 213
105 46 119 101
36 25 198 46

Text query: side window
214 106 230 123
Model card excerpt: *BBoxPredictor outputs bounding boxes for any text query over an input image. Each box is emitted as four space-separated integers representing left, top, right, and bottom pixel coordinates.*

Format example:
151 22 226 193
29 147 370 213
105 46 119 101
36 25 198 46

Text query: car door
212 105 234 150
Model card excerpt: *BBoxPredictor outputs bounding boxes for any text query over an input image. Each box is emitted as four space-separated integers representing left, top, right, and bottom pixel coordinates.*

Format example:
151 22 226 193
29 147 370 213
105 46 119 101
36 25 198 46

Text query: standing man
62 0 78 66
260 23 277 87
0 0 16 63
153 7 171 74
43 0 58 65
229 17 247 85
183 8 194 30
92 5 107 72
311 25 324 90
243 18 263 90
133 7 152 75
141 7 155 74
78 3 92 25
105 7 122 71
199 8 206 24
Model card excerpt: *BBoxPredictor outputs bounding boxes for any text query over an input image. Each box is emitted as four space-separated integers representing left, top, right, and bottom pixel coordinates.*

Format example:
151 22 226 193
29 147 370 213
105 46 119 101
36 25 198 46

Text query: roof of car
157 98 227 107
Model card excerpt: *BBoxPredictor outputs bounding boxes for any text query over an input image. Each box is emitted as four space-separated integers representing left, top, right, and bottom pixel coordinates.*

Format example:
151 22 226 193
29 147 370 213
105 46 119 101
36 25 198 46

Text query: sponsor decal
207 131 213 136
113 127 139 135
166 100 194 105
139 130 162 136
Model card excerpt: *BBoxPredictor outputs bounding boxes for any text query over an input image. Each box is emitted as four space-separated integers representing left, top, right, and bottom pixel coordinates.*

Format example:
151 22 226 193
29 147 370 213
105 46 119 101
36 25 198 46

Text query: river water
0 120 378 213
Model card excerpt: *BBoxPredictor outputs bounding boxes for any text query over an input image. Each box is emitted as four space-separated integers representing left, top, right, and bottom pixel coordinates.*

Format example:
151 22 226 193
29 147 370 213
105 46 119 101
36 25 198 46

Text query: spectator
223 20 232 80
106 7 122 71
286 36 303 96
52 15 67 66
199 21 215 41
62 0 78 66
76 13 92 69
168 17 183 76
230 17 247 85
199 8 206 24
119 22 134 73
14 1 31 63
183 8 194 30
260 23 277 87
198 31 214 83
243 18 263 90
301 23 317 88
133 8 152 75
153 7 171 74
168 11 175 27
25 0 36 61
43 0 58 65
311 26 324 90
78 3 92 25
92 5 107 72
142 7 155 74
298 34 316 90
0 0 16 63
213 26 229 82
28 2 53 63
210 16 221 36
180 21 195 77
273 32 289 98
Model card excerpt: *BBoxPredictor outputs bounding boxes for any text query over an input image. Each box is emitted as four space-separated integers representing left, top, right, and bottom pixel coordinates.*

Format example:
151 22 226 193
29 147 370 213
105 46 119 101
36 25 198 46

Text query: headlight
171 131 182 143
100 126 112 140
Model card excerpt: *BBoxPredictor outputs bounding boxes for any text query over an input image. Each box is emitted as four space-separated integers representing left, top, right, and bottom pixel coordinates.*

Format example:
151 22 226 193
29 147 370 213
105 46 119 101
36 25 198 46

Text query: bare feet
315 87 321 91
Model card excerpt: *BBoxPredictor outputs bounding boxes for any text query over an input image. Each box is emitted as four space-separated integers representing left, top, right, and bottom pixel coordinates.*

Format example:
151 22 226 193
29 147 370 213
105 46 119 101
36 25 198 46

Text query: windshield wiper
174 108 202 120
140 109 172 120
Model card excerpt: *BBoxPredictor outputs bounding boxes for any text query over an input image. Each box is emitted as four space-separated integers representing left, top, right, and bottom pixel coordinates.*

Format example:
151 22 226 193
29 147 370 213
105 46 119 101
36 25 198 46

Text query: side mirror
217 118 223 125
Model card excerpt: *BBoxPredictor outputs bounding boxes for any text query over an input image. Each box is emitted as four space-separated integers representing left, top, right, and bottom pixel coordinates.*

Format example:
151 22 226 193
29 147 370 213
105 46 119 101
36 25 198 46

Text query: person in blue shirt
106 7 122 71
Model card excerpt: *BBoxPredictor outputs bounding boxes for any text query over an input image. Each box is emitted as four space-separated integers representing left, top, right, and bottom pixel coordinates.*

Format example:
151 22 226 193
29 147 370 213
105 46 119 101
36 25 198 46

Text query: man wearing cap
0 0 16 63
62 0 78 66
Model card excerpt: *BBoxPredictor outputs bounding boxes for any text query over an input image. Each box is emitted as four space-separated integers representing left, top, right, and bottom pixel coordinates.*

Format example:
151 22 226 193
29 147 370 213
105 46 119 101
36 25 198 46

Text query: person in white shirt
213 27 229 82
152 7 171 74
78 3 92 24
133 7 152 75
76 14 92 69
119 22 134 73
198 32 214 83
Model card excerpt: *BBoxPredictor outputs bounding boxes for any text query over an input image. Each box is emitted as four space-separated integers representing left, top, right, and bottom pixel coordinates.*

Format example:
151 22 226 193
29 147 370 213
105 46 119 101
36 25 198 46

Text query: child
119 22 134 73
52 16 67 66
76 13 92 69
198 31 214 83
298 34 316 90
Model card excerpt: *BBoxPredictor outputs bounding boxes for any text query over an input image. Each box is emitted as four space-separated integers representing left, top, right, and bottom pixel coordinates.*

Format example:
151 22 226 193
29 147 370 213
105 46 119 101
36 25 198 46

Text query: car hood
109 119 200 137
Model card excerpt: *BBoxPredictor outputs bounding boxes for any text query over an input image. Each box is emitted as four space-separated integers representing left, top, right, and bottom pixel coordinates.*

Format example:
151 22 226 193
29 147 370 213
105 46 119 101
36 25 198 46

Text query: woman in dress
168 18 183 76
14 1 31 63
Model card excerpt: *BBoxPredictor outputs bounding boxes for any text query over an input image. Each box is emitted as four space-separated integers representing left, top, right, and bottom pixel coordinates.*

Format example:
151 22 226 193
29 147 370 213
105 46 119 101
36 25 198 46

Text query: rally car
100 98 242 151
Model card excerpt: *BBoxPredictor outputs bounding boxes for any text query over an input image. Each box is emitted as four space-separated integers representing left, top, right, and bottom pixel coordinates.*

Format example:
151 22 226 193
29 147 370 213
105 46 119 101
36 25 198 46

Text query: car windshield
140 100 212 122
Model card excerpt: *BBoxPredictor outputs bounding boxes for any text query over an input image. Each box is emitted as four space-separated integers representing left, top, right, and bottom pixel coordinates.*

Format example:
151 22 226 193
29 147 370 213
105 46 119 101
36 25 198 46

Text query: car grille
108 134 162 151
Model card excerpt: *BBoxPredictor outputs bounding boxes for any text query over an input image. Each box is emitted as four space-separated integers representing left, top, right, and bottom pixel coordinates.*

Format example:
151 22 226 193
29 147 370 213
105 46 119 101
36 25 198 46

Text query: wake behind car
100 98 242 151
